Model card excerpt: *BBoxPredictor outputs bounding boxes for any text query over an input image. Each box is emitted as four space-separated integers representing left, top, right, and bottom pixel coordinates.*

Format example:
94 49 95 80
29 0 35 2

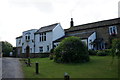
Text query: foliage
96 49 111 56
2 41 13 57
54 36 90 63
111 39 120 57
49 53 55 60
97 50 108 56
88 50 97 55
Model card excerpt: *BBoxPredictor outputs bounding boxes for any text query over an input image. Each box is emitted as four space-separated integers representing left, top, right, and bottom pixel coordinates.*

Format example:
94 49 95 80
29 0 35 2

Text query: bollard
64 72 70 80
35 62 39 74
28 57 31 67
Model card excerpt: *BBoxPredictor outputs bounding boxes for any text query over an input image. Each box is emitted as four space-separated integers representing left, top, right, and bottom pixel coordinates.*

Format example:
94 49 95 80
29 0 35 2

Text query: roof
53 31 94 43
16 36 22 39
65 18 120 32
35 23 59 34
66 31 94 39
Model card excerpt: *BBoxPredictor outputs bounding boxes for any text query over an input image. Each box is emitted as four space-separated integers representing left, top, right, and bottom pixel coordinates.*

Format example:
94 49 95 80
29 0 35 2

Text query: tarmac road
2 57 24 78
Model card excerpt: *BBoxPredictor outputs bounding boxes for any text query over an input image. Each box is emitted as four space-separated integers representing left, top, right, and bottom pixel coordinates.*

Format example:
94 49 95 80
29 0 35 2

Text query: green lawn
21 56 118 78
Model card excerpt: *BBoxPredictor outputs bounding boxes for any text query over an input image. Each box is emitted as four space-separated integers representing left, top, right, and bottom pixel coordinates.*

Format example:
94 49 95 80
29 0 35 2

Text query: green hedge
96 49 111 56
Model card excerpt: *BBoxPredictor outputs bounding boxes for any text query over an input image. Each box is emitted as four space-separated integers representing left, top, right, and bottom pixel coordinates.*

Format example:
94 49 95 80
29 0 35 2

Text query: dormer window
109 26 117 36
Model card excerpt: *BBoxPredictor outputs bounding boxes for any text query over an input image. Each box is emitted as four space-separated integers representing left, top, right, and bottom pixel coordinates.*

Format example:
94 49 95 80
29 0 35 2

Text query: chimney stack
70 18 74 27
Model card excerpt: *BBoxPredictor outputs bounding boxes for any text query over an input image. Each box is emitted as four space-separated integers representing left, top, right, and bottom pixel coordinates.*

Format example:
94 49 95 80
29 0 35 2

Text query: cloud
8 0 54 13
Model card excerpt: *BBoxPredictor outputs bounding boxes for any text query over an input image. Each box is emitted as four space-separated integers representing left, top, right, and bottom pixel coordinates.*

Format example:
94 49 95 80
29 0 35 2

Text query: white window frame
39 47 43 53
109 26 117 35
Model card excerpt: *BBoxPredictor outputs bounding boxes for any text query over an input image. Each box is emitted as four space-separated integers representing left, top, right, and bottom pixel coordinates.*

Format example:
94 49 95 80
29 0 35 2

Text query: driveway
2 57 24 78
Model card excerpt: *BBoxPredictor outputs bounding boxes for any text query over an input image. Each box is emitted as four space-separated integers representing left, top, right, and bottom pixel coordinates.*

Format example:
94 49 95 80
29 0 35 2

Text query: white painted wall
52 24 65 41
88 32 96 49
16 37 22 47
22 29 37 53
35 31 53 53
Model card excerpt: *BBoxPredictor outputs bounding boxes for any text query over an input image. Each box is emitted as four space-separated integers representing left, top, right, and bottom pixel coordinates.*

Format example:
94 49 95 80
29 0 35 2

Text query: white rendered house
16 23 65 57
34 23 65 53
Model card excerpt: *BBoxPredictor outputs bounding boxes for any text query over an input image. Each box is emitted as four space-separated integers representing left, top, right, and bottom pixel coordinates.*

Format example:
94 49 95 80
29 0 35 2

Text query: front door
26 46 30 58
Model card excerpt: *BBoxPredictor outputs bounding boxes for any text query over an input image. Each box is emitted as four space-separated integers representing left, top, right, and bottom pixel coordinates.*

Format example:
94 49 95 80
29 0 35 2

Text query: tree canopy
2 41 13 57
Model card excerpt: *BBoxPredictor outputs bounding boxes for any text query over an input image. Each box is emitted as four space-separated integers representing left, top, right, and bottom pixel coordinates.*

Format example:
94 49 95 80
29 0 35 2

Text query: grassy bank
21 56 118 78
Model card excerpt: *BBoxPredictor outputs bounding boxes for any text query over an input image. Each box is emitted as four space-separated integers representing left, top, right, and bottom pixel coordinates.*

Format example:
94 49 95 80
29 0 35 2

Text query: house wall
16 37 22 47
88 32 96 49
66 24 120 49
35 31 53 53
52 24 65 41
22 29 37 53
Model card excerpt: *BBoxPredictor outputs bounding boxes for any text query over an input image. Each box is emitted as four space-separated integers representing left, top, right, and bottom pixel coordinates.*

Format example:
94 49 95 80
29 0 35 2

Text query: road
2 57 24 78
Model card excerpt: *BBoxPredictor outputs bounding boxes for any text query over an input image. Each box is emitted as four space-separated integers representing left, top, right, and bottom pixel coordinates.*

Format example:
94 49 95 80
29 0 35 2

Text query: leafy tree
111 39 120 58
54 36 90 63
2 41 13 57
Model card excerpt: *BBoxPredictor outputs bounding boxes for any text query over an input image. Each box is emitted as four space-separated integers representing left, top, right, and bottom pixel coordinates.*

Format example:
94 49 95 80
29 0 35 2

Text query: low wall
18 53 50 58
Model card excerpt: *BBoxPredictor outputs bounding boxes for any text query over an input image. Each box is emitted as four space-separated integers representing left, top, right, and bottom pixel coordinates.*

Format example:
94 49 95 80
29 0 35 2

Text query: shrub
88 50 97 55
111 39 120 57
96 50 111 56
49 53 55 60
54 36 90 63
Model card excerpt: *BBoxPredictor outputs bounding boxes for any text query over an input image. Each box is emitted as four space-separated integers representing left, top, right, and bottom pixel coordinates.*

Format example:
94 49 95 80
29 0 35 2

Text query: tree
2 41 13 57
112 39 120 58
54 36 90 63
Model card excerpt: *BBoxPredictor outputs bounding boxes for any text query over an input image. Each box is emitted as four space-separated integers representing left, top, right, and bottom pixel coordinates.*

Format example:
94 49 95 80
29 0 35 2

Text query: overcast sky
0 0 119 46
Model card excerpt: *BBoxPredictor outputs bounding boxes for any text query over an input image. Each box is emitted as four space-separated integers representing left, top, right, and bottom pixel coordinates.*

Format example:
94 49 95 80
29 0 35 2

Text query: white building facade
16 23 65 57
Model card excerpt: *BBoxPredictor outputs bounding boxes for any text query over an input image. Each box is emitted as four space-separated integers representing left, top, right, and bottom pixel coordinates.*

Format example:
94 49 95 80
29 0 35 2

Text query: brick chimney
70 18 74 27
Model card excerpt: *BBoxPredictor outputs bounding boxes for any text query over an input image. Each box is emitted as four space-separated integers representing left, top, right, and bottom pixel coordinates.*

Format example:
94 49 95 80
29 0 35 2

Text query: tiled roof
65 18 120 32
35 23 59 34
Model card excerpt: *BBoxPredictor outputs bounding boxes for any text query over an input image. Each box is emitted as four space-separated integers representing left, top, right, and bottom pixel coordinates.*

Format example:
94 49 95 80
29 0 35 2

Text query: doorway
26 46 30 58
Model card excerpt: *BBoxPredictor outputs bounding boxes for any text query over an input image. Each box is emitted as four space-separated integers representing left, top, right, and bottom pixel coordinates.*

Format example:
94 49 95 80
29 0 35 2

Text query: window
19 40 21 44
39 47 43 53
25 36 27 40
28 36 30 40
39 32 46 42
40 33 41 42
47 45 49 52
44 33 46 41
109 26 117 35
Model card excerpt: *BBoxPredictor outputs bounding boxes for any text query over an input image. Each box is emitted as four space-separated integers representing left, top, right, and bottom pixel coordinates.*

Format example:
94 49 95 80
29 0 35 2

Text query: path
2 57 24 78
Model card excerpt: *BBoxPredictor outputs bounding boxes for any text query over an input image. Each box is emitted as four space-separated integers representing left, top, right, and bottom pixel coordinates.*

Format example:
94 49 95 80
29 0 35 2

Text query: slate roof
65 18 120 32
66 31 95 39
35 23 59 34
53 31 94 43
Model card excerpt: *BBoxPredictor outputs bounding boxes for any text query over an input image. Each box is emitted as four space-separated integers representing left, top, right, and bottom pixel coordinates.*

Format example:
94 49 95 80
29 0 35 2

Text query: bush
112 39 120 57
96 49 111 56
54 36 90 63
88 50 97 55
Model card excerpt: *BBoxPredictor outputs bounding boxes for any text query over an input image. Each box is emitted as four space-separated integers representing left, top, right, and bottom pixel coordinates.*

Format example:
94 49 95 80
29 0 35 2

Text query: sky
0 0 119 47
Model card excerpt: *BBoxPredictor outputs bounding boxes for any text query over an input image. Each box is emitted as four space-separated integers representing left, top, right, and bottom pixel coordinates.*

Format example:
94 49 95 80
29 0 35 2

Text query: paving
2 57 24 78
